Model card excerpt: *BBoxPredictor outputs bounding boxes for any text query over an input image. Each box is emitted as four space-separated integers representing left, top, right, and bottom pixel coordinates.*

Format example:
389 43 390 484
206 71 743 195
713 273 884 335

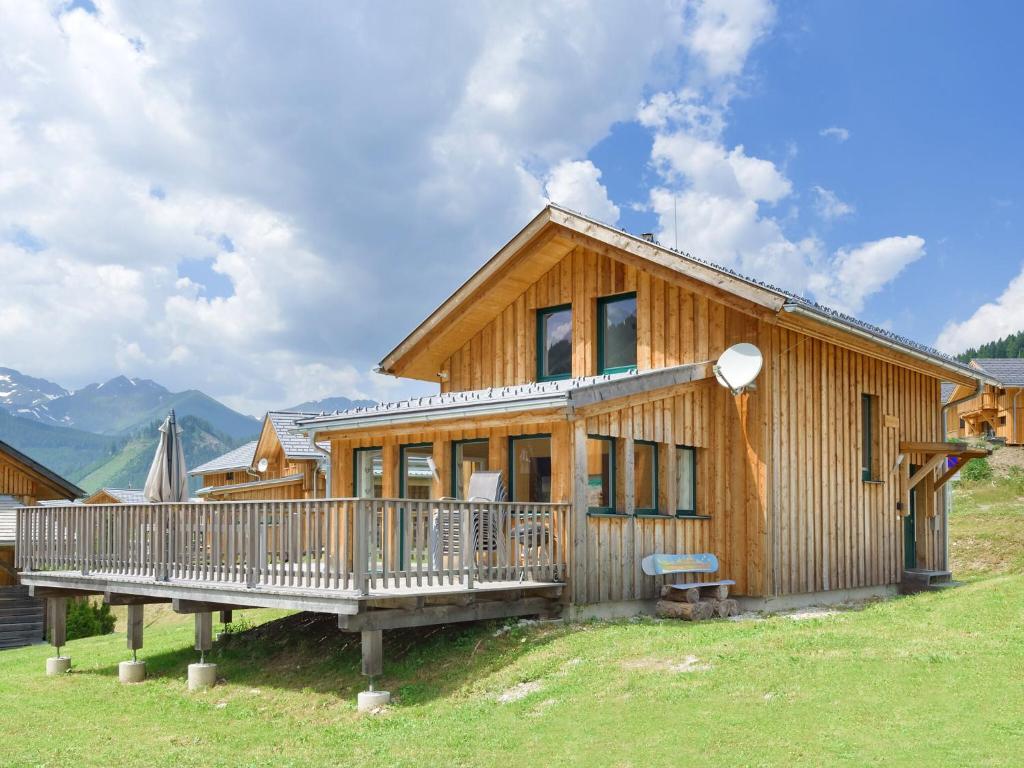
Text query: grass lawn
2 482 1023 767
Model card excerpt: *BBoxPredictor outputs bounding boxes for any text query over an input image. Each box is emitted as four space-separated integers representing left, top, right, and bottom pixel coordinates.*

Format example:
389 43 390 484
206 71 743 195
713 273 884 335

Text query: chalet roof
298 362 710 433
265 411 331 459
189 440 258 476
971 358 1024 387
196 473 305 497
378 204 993 388
0 439 84 500
89 488 148 504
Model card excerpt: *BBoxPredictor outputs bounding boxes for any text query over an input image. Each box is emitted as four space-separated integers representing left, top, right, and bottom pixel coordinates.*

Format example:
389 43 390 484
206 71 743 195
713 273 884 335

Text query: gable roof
265 411 330 459
971 358 1024 387
299 362 711 433
84 488 148 504
189 440 258 476
378 204 992 388
0 439 84 500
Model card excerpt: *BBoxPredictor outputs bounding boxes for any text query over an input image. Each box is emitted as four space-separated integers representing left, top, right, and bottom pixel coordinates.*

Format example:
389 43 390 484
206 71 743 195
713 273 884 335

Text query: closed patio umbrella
144 410 189 503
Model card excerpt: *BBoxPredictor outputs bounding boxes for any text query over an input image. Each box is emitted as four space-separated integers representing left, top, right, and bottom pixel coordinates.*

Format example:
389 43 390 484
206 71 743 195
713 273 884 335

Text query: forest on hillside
957 329 1024 362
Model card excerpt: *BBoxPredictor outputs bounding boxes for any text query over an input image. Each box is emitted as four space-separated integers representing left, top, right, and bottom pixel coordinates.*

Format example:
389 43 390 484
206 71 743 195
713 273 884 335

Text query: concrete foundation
46 656 71 676
119 660 146 684
187 662 218 691
357 690 391 713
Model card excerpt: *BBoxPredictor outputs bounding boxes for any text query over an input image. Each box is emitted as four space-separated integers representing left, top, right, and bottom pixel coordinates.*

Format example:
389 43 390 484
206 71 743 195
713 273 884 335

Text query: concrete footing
187 662 218 691
119 660 146 684
357 690 391 713
46 656 71 676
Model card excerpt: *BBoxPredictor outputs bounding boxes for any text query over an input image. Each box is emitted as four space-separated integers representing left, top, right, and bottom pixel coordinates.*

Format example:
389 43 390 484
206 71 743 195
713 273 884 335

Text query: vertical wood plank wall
322 244 950 601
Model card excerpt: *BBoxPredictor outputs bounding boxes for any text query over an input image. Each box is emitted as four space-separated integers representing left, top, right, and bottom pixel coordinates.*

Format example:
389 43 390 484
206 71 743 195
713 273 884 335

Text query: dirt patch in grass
498 680 542 702
621 655 710 673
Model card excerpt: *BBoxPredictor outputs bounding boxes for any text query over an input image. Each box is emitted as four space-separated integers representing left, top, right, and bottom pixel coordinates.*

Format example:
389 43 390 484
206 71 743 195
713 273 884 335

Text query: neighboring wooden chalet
16 205 996 681
943 359 1024 444
83 488 148 505
0 439 82 649
190 412 332 500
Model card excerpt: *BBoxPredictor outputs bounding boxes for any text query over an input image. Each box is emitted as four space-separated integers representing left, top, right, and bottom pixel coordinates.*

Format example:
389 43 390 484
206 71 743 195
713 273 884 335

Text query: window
1000 416 1008 426
586 436 615 512
536 304 572 381
400 443 433 500
452 439 489 499
597 293 638 374
354 447 383 498
634 440 658 513
676 446 697 516
509 435 552 503
861 394 880 481
959 417 966 429
226 472 234 482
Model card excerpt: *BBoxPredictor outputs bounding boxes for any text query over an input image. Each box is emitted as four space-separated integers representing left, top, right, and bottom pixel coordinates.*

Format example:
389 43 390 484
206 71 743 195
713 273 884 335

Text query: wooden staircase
0 586 44 650
900 569 957 595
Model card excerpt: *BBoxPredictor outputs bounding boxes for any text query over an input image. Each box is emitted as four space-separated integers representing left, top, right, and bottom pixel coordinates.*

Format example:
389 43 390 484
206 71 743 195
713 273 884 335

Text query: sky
2 0 1023 416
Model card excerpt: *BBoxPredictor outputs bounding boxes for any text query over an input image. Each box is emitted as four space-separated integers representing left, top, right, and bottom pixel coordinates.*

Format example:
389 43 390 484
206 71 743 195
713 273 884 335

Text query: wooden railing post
462 504 474 590
80 506 89 576
246 503 257 588
354 499 368 596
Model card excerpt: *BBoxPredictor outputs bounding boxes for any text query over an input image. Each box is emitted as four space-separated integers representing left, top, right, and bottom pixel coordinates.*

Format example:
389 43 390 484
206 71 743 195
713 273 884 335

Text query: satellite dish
256 458 269 473
714 343 763 395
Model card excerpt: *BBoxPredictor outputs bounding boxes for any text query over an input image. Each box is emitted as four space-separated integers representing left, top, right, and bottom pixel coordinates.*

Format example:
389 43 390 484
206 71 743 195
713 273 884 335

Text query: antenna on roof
714 343 763 396
256 458 269 473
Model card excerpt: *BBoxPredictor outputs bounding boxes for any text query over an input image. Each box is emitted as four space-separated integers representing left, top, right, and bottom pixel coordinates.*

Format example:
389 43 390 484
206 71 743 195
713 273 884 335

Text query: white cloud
812 185 855 220
819 126 850 143
685 0 776 84
808 236 925 314
935 269 1024 354
0 0 694 411
545 160 620 224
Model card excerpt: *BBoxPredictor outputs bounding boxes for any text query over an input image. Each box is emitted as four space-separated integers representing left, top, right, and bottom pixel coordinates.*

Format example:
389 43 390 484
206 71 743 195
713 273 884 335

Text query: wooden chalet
83 488 148 505
0 439 82 649
943 359 1024 444
190 412 331 500
14 205 994 681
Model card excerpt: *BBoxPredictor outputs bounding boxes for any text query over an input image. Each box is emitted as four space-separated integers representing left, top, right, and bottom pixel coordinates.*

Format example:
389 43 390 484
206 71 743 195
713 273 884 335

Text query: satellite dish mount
713 343 764 396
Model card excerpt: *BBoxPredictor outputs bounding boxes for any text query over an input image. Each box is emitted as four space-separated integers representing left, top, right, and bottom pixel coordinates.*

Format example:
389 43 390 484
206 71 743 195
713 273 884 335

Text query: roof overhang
377 204 990 389
0 439 84 500
197 473 305 497
300 362 713 438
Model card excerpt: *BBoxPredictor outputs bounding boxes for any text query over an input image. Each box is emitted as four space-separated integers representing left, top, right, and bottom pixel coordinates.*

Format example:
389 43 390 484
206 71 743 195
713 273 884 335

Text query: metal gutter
781 304 1000 386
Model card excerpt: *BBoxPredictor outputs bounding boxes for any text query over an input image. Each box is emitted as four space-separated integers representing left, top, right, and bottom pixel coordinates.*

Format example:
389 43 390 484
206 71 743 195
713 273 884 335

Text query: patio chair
429 471 506 572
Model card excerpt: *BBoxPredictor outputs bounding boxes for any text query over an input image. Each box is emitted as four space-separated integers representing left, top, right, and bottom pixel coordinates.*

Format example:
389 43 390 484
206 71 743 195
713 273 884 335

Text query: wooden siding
0 454 35 504
320 244 952 602
441 246 717 392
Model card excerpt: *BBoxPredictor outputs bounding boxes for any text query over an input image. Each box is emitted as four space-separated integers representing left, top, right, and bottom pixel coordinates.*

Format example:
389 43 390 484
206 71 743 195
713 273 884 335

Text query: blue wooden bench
641 553 735 601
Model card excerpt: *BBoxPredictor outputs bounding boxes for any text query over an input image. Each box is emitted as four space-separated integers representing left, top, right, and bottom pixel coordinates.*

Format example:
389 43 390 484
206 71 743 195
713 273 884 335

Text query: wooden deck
16 498 569 630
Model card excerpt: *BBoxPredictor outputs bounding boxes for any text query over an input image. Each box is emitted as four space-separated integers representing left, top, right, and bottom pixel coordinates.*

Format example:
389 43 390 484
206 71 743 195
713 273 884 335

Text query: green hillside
957 329 1024 361
75 415 246 494
0 409 119 481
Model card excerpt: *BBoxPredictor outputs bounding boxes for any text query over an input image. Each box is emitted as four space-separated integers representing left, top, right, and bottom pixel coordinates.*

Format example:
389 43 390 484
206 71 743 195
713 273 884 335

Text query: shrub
66 597 116 641
959 457 993 483
1007 466 1024 495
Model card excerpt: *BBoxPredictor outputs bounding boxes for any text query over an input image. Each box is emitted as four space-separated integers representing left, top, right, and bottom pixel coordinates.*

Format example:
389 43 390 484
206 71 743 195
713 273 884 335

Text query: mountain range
0 366 377 494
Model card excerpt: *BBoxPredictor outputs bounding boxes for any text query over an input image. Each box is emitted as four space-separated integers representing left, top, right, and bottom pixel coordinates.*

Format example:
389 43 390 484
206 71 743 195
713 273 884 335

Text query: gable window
675 446 697 516
452 439 488 499
861 394 880 481
634 440 658 513
598 293 638 374
509 434 552 503
537 304 572 381
586 436 615 512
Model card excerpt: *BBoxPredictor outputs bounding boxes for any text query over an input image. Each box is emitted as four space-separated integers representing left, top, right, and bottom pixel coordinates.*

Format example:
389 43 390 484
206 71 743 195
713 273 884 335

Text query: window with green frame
597 292 637 374
861 393 879 481
451 439 488 499
399 442 433 500
536 304 572 381
509 434 552 503
675 445 697 516
353 446 383 499
586 436 615 512
634 440 658 513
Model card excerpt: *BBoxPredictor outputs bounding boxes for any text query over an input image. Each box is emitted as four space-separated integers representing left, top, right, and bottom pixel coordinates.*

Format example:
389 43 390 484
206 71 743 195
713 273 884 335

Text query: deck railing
15 498 570 594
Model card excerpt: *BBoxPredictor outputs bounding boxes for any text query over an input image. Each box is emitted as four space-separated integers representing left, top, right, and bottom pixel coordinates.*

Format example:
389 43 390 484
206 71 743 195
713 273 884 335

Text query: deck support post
358 629 390 712
187 612 217 691
118 603 146 683
45 596 69 676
